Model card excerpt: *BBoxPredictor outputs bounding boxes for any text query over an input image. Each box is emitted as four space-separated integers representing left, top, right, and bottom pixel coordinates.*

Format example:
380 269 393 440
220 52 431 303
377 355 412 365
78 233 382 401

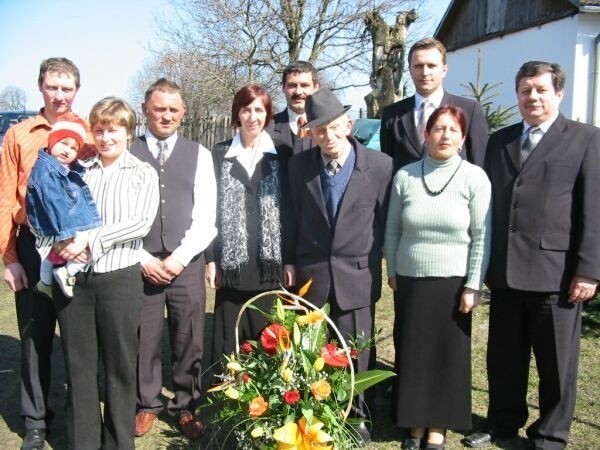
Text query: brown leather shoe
135 412 157 437
179 412 205 440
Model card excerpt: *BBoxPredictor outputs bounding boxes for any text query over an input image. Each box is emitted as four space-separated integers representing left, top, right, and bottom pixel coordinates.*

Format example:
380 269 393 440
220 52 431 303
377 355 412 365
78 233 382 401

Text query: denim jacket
26 149 102 240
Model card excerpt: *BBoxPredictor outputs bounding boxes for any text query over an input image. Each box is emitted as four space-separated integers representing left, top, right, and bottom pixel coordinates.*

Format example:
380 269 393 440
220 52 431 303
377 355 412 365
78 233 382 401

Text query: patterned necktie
157 139 168 166
297 116 307 139
417 100 431 147
521 127 542 166
326 160 339 176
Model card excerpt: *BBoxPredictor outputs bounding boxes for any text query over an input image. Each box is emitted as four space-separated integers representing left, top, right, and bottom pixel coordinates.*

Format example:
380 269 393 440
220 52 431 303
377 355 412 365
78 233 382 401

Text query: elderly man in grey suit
286 88 393 446
464 61 600 450
268 61 319 154
380 37 489 172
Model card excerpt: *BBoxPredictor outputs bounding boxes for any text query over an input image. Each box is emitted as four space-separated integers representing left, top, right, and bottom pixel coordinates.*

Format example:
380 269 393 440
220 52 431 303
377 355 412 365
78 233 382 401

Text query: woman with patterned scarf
206 84 295 364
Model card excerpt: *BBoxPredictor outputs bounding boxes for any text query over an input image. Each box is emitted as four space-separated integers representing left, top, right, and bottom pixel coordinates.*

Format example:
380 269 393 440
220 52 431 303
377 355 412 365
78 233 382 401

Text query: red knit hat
47 114 89 151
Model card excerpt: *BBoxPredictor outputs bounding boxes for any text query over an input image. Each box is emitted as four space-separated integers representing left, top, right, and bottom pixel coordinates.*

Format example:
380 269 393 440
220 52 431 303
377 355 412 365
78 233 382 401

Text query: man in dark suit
380 37 489 172
287 88 393 446
131 79 217 441
464 61 600 450
267 61 319 154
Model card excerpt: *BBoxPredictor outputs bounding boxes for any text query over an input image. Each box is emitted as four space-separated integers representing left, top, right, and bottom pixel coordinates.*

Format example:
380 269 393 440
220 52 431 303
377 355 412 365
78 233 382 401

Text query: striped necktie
521 127 542 166
157 139 168 166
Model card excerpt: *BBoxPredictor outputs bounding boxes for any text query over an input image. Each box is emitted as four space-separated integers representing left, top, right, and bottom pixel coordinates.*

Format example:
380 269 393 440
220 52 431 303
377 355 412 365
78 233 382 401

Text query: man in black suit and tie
380 37 489 172
464 61 600 450
268 61 319 154
287 88 393 446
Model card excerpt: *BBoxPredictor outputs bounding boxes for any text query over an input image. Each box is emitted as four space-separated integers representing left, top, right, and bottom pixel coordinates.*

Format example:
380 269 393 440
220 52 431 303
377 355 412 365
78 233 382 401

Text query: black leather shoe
350 421 371 447
21 429 46 450
402 436 422 450
462 431 493 448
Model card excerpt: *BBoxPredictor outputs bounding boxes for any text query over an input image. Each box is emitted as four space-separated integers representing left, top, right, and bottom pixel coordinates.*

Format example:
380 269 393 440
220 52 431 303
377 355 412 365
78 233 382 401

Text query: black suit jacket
267 109 314 155
288 137 393 310
485 114 600 292
380 92 489 172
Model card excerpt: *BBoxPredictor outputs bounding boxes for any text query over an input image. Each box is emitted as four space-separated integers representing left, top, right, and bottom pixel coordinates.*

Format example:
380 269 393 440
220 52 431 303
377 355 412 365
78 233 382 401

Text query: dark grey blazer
288 136 393 310
267 109 314 155
484 114 600 291
380 92 489 172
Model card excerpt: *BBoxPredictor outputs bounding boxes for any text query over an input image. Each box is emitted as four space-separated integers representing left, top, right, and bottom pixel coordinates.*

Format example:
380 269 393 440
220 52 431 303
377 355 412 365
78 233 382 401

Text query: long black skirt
392 275 472 429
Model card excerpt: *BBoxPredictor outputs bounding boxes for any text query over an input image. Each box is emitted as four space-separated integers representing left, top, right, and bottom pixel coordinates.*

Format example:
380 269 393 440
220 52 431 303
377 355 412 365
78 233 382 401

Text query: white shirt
140 130 217 267
224 130 277 177
320 140 353 168
521 111 559 146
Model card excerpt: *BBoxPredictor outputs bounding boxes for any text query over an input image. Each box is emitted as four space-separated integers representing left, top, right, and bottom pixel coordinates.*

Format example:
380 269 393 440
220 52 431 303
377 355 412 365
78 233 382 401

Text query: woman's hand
283 264 296 288
387 276 397 292
205 261 220 289
459 288 481 314
55 236 89 261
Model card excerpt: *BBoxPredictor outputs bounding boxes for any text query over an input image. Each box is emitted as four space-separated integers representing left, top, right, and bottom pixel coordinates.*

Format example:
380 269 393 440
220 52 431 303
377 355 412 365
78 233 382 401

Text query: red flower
241 373 251 383
321 343 350 368
350 348 360 359
260 324 289 356
240 341 253 354
283 390 301 405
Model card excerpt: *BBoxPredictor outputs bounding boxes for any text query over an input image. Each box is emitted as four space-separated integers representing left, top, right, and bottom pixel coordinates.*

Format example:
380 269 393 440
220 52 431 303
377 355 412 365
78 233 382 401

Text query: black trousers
487 288 581 450
15 226 57 430
329 299 376 420
137 255 206 417
54 264 143 450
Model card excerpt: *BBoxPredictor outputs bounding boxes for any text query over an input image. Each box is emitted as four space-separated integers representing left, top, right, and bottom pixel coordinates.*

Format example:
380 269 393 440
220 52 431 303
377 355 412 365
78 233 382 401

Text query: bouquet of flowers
207 285 394 449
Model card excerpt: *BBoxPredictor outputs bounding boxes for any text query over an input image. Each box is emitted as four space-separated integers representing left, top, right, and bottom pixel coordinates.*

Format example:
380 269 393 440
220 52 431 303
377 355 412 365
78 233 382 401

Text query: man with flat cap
286 88 393 446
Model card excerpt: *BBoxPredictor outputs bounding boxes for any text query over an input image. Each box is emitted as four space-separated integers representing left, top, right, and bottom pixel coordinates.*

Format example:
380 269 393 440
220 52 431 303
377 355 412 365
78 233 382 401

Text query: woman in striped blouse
383 105 492 450
50 97 159 449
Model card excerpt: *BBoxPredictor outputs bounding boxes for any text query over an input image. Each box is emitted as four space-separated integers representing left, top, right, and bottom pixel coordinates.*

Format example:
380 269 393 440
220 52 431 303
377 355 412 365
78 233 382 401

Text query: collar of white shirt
145 131 178 159
287 108 306 135
522 111 559 138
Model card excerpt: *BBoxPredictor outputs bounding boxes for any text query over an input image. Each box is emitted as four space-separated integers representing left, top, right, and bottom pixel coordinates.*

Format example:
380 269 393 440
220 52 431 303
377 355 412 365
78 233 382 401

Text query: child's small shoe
33 280 54 300
53 266 76 298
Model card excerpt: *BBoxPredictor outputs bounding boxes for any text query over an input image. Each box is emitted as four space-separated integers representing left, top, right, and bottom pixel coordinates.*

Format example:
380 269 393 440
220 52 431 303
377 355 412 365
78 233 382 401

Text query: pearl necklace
421 158 463 196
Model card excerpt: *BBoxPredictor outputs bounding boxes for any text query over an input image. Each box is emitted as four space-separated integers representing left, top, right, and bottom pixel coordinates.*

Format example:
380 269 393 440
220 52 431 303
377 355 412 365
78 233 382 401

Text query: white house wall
441 15 600 125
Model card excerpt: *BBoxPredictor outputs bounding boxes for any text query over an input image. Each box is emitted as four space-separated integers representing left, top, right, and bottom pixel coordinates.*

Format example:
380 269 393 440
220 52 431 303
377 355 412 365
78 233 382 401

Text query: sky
0 0 452 117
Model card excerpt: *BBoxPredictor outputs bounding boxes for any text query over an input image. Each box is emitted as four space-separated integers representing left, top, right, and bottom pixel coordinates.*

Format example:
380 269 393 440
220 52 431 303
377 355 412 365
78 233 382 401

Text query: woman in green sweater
383 105 491 450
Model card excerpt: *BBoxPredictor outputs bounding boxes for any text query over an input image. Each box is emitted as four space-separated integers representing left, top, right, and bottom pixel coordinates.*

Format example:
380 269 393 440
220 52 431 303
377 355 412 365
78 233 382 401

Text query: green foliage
462 80 518 132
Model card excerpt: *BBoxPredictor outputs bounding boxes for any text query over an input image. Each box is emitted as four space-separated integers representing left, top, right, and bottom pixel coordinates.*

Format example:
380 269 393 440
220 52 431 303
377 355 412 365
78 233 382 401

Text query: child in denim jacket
26 115 102 298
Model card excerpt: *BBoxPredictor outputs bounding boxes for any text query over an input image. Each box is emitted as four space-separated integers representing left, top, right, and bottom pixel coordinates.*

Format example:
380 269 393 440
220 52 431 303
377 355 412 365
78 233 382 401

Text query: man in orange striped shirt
0 57 88 450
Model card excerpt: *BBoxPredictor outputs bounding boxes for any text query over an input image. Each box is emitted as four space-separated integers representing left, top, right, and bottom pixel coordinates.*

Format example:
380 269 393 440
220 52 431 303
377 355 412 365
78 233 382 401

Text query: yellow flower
248 396 269 417
296 310 325 326
313 357 325 372
282 367 294 383
224 387 240 399
226 361 242 372
251 427 264 438
310 379 331 401
273 417 333 449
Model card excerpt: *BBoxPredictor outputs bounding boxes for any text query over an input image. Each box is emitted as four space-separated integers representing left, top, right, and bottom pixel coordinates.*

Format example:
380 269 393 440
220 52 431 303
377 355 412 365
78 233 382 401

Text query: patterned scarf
218 158 282 288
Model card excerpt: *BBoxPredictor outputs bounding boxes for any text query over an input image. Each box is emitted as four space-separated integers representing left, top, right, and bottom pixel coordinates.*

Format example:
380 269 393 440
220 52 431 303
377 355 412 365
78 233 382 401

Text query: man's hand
142 257 172 286
205 261 219 289
387 276 397 292
4 262 28 292
162 256 184 279
459 288 482 314
283 264 296 288
568 275 598 304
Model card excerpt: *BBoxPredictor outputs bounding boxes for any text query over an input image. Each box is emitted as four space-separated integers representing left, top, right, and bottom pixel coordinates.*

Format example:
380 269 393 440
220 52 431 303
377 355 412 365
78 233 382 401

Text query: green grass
0 266 598 449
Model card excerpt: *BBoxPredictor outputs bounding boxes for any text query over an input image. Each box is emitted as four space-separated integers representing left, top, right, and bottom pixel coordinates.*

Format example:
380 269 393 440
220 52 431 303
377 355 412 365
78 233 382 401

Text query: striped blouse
39 151 159 273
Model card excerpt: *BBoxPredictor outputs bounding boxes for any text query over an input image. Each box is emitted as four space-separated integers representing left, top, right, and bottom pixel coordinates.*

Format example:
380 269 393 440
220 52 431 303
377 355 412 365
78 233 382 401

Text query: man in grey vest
130 79 217 441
